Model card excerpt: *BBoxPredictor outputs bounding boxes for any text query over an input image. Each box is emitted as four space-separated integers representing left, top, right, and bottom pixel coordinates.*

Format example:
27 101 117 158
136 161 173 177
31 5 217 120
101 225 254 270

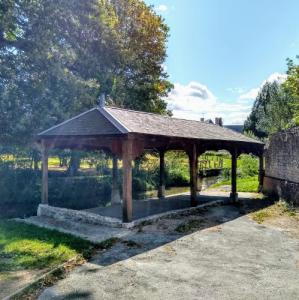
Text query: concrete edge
37 204 123 228
3 256 82 300
15 218 100 243
15 217 131 244
34 200 227 230
122 199 226 229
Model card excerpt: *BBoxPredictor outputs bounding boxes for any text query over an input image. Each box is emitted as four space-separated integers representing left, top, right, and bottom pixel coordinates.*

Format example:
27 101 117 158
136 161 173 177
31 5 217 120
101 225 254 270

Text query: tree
283 57 299 125
0 0 172 149
106 0 173 113
244 81 294 137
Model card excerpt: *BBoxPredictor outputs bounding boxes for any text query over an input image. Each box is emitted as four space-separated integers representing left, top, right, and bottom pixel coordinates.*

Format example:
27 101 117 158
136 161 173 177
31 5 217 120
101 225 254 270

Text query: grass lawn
211 176 259 192
0 220 98 273
0 220 117 299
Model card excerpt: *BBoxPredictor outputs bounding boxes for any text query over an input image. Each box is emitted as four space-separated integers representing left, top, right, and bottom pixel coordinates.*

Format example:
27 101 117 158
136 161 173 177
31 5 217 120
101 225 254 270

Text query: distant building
200 117 243 133
224 125 244 133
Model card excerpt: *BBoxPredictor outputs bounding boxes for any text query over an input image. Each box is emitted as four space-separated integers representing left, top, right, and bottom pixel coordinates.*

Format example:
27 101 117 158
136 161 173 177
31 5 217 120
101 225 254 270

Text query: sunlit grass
0 220 97 272
211 176 259 192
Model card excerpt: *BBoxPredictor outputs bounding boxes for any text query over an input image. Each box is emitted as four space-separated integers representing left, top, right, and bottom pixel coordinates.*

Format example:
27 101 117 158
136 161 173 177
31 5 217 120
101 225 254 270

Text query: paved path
39 205 299 300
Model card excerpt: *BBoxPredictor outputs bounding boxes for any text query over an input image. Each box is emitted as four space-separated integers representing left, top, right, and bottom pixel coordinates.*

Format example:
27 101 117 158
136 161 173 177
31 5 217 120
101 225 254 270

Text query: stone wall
263 127 299 205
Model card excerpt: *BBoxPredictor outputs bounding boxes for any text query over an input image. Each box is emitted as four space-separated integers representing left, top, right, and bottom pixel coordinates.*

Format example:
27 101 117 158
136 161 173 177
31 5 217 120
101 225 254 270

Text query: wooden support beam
258 154 264 192
189 144 198 207
41 143 49 205
111 155 121 205
122 139 133 223
158 149 166 199
230 148 238 202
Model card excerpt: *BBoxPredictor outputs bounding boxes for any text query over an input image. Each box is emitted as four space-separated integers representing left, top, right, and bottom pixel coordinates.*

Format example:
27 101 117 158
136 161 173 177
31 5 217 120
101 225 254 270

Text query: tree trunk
32 149 40 171
68 151 81 176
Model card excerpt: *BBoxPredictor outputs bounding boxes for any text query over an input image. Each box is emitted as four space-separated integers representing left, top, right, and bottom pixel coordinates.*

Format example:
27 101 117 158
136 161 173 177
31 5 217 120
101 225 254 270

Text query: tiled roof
38 106 263 145
38 108 121 136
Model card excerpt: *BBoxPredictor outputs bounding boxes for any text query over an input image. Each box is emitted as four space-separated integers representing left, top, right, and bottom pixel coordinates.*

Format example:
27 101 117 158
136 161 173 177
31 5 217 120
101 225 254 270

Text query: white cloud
239 88 260 101
239 72 287 101
166 82 251 125
157 4 168 12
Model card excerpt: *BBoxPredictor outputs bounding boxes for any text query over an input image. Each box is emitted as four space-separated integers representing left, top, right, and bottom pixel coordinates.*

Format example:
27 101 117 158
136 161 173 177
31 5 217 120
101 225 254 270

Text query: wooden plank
122 139 133 222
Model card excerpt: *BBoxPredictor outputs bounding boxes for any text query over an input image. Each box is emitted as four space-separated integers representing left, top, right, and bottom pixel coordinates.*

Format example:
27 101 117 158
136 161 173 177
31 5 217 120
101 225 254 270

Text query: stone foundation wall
37 204 122 228
264 127 299 205
263 176 299 205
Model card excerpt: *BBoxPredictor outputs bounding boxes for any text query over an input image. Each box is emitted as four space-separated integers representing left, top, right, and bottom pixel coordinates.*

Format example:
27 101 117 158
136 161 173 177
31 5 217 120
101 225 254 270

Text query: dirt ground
38 200 299 300
264 216 299 239
0 269 45 299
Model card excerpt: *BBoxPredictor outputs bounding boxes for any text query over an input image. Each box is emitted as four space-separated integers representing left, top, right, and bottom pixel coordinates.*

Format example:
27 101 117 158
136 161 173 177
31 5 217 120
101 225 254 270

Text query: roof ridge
98 107 129 133
106 106 245 132
106 105 209 123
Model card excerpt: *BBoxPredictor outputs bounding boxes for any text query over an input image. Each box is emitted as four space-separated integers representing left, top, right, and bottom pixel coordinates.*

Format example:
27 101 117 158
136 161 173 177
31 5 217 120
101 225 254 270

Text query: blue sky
145 0 299 124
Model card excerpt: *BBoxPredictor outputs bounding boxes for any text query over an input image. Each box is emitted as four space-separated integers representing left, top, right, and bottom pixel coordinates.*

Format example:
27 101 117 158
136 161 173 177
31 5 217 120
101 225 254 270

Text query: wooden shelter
37 103 264 223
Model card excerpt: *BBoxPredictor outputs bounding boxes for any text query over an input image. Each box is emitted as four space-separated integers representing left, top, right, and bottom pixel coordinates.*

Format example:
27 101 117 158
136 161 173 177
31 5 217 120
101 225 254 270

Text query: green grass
0 220 101 272
211 176 259 192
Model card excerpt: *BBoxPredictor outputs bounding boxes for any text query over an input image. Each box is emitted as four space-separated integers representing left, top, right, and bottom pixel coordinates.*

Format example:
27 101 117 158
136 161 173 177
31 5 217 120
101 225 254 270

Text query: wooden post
111 155 121 205
122 139 133 223
158 149 166 199
41 143 49 205
230 148 238 202
189 144 198 207
258 154 264 192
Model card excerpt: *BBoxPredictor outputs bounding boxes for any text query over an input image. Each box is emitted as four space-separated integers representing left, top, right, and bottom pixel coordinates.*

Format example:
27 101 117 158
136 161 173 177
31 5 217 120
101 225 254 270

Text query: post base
158 185 166 199
230 192 238 203
111 188 122 205
190 197 198 207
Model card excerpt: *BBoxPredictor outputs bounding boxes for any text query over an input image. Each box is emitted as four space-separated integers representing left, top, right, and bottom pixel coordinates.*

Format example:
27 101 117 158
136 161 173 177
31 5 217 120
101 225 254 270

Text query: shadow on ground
81 195 274 269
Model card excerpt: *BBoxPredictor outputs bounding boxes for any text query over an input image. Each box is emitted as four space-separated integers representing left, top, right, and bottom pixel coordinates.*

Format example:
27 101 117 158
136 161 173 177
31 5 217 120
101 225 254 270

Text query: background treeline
1 1 298 218
244 57 299 138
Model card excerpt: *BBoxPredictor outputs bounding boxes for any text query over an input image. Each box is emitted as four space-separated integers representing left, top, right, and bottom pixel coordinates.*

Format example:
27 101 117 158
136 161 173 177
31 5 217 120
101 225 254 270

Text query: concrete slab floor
21 192 262 241
84 191 252 221
38 201 299 300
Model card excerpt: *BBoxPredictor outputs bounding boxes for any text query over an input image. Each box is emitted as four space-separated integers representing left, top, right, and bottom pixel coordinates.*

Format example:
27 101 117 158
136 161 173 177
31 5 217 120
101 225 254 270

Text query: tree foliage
283 57 299 125
0 0 172 147
244 81 294 137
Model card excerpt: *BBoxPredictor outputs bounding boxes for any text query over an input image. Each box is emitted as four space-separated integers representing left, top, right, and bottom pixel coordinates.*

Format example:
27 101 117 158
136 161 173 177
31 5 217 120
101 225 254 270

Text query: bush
0 169 41 204
132 177 148 193
0 169 113 218
166 169 189 187
221 168 231 180
238 154 258 178
49 176 111 209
